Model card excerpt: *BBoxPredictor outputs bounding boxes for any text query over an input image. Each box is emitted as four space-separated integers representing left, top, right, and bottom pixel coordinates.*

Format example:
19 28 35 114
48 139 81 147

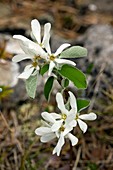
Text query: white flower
35 111 78 156
44 41 76 76
31 19 51 49
12 19 51 79
12 35 48 79
68 91 97 133
35 92 79 156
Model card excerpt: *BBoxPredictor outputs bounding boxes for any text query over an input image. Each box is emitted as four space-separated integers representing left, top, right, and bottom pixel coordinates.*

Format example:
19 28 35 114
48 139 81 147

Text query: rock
73 24 113 111
0 59 19 87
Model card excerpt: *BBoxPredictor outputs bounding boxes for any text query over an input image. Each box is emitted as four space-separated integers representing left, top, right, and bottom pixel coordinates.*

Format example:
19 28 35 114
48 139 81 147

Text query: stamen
32 61 38 68
61 114 67 120
50 55 56 61
59 125 65 132
75 113 79 120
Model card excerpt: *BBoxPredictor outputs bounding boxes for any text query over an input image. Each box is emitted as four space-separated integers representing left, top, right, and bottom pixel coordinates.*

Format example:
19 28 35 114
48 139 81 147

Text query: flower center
61 114 67 120
49 55 56 61
32 61 38 68
39 43 43 48
32 55 41 68
75 113 79 120
34 55 41 61
59 125 65 132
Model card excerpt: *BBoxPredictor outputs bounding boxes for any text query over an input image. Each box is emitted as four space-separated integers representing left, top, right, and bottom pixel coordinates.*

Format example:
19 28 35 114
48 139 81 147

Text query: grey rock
73 24 113 111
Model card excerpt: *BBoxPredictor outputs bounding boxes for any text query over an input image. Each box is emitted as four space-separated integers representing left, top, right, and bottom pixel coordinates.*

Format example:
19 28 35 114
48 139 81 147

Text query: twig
0 111 13 132
72 146 81 170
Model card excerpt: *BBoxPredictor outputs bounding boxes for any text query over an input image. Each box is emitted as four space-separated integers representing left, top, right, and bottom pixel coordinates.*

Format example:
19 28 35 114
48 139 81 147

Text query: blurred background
0 0 113 169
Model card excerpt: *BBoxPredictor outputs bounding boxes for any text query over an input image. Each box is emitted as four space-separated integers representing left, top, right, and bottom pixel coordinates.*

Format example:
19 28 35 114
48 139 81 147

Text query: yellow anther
50 55 56 61
32 61 38 68
75 113 79 120
59 125 65 132
61 114 67 120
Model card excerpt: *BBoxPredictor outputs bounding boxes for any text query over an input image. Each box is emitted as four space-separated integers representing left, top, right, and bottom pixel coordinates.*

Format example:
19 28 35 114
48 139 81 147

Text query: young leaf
61 78 69 88
77 99 90 112
25 74 38 99
44 76 54 101
60 46 87 58
40 64 49 76
58 64 87 89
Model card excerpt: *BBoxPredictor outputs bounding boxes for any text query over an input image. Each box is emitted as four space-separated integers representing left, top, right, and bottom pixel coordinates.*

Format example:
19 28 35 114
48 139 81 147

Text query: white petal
42 23 51 54
18 67 34 79
35 127 52 136
41 133 56 143
63 126 73 136
65 110 75 125
79 113 97 120
31 19 41 44
77 119 88 133
53 133 65 156
67 133 78 146
54 43 70 56
41 120 51 127
24 64 32 71
68 91 77 113
41 112 56 124
12 54 32 63
13 35 32 42
55 58 76 66
56 92 68 114
48 61 55 76
14 35 47 59
50 113 61 119
51 120 63 132
28 42 48 59
68 120 77 128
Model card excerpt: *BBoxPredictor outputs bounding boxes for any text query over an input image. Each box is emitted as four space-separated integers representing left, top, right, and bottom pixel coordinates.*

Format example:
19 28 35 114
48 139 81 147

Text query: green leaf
77 99 90 112
25 74 38 99
58 64 87 89
61 78 69 88
44 76 54 101
60 46 87 58
40 64 49 76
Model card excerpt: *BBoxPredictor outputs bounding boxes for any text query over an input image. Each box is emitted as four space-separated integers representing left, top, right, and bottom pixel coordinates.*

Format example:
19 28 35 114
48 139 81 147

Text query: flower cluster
35 91 97 156
12 19 97 157
12 19 75 79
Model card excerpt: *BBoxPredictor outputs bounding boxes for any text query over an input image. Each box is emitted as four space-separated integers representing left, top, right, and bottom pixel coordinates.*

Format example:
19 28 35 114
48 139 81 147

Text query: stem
69 140 74 169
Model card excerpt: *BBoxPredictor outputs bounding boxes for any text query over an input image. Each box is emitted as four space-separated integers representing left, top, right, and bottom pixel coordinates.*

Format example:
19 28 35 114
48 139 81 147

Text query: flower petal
79 113 97 120
67 133 78 146
68 91 77 113
13 35 48 59
53 133 65 156
63 126 73 136
24 64 32 71
35 127 52 136
41 112 56 124
56 92 68 114
51 120 63 132
13 35 33 45
42 23 51 54
77 119 88 133
18 67 34 79
12 54 32 63
54 43 70 56
55 58 76 66
51 113 61 119
48 61 55 76
41 133 56 143
31 19 41 44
